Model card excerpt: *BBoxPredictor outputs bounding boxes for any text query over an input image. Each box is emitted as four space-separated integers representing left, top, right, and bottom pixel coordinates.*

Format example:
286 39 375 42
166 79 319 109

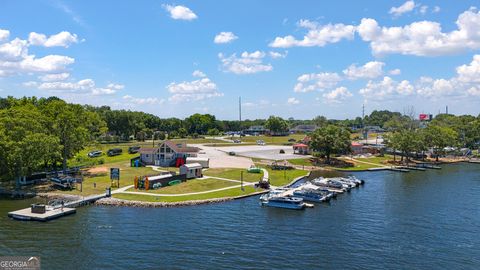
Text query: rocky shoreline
95 190 268 208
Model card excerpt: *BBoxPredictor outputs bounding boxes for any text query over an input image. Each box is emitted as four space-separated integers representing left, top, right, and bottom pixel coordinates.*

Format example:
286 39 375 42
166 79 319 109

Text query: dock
8 207 76 221
8 191 109 222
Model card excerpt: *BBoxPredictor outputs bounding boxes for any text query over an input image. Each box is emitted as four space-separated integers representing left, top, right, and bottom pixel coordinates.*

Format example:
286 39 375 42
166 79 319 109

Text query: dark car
228 151 236 156
128 146 141 154
288 138 296 142
107 148 123 156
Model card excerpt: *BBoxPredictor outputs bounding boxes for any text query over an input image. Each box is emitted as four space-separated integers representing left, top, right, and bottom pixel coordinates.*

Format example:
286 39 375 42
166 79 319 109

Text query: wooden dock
8 207 76 221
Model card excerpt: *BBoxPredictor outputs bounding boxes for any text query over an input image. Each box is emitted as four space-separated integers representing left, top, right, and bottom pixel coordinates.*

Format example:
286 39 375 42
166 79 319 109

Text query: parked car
107 148 123 156
233 139 241 143
256 140 266 145
128 146 141 154
88 150 102 158
288 138 296 142
228 151 236 156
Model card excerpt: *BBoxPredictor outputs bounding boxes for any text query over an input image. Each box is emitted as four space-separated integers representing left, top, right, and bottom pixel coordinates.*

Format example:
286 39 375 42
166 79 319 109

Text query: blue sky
1 0 480 120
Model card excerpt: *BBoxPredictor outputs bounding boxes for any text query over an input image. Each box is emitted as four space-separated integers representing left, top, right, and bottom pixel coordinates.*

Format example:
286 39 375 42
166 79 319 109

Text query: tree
184 114 217 135
312 116 328 128
40 100 90 172
310 125 351 163
207 128 220 136
423 125 458 161
265 116 289 135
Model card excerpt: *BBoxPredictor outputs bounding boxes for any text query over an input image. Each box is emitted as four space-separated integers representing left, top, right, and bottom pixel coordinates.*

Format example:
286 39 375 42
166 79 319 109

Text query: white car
256 140 266 145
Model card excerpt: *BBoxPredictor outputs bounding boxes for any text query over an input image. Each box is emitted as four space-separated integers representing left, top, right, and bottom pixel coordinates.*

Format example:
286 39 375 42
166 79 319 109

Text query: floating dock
8 207 76 221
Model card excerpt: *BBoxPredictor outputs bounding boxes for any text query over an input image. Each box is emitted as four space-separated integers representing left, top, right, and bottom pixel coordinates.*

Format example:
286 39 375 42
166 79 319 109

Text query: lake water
1 163 479 269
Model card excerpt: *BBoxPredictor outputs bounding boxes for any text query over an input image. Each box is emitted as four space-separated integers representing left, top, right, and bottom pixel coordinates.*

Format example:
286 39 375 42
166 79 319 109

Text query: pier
8 190 110 222
8 207 76 221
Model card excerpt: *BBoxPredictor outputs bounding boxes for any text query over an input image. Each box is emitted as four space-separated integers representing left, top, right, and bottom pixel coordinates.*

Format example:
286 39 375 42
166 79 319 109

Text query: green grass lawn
238 134 306 145
334 155 394 171
203 168 263 182
287 158 313 167
52 161 158 196
253 165 308 186
113 185 260 202
127 178 238 194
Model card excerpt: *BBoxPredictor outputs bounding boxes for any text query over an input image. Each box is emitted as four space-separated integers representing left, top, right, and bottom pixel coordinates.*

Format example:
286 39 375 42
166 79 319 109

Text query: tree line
1 96 479 182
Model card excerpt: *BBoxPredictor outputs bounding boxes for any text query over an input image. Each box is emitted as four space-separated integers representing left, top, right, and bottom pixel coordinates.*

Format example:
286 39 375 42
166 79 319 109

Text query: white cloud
389 1 416 17
123 95 165 105
294 72 341 93
26 78 122 96
214 32 238 44
269 51 288 59
163 4 197 21
192 70 206 78
28 31 79 48
242 100 270 108
0 31 75 77
167 76 223 102
419 5 428 15
0 29 9 42
456 54 480 83
269 19 356 48
358 9 480 56
219 51 273 74
389 69 402 75
359 76 414 100
0 38 28 61
343 61 385 79
322 86 353 103
432 6 441 13
38 72 70 81
287 97 300 105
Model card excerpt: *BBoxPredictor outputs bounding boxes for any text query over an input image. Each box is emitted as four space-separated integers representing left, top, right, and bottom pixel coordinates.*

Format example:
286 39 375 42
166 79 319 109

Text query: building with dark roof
140 140 199 167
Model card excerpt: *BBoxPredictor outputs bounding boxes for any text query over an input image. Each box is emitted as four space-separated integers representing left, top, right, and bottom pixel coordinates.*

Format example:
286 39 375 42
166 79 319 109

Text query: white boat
261 196 306 210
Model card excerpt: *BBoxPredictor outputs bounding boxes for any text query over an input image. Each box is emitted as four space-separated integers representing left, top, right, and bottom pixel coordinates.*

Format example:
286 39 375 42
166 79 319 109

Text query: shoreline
94 190 269 208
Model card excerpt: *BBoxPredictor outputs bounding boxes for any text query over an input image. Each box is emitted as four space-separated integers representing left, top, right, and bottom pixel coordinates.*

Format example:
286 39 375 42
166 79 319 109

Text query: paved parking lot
210 145 304 160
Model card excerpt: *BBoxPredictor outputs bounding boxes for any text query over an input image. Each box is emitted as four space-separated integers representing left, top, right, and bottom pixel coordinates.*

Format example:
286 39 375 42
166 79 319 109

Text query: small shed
180 163 203 179
293 143 311 155
186 157 210 168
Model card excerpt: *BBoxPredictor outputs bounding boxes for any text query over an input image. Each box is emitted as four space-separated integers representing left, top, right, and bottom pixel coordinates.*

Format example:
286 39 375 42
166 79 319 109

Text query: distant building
140 140 199 167
243 125 268 135
364 126 385 133
290 124 318 133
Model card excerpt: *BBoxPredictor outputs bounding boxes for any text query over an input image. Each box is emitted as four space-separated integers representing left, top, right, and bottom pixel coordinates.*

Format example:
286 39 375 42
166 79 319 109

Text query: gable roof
161 140 199 153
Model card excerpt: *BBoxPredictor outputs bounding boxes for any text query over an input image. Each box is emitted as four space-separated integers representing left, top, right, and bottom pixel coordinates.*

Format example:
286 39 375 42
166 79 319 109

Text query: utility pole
239 96 242 122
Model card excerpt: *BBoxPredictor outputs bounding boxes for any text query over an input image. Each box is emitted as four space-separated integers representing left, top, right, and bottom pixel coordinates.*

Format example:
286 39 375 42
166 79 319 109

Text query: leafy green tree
40 100 90 172
207 128 220 136
184 114 217 135
265 116 289 135
423 125 458 161
310 125 351 163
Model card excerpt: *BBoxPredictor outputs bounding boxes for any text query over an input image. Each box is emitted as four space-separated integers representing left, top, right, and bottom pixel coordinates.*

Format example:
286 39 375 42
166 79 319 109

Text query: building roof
139 148 156 154
186 157 209 161
162 140 199 153
181 163 202 169
293 143 308 148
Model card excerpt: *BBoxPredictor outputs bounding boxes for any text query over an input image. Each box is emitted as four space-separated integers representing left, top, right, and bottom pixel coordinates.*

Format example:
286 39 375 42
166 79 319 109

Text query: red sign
419 114 428 120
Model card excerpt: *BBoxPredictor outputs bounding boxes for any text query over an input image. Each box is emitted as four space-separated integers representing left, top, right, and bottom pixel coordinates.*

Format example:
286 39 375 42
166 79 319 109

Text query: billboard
419 114 432 121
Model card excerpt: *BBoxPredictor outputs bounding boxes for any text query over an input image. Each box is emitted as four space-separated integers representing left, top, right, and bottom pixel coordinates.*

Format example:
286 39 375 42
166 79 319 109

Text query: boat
293 189 330 203
312 178 348 191
261 196 306 210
